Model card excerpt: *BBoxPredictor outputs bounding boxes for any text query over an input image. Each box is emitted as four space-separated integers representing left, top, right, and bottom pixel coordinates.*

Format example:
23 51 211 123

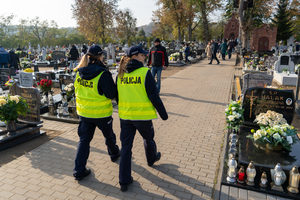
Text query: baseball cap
127 45 148 57
88 45 103 56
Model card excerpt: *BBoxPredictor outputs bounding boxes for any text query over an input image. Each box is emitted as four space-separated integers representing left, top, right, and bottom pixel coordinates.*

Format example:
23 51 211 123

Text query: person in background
117 45 168 192
81 45 88 57
208 40 220 65
227 39 235 59
147 38 169 94
0 46 10 68
220 40 228 60
69 45 79 70
184 43 191 63
73 45 120 181
8 50 20 70
205 42 212 60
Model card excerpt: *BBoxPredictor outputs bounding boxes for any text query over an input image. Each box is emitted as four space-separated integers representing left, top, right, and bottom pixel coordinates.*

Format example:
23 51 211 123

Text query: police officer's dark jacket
78 61 116 99
116 59 168 120
147 44 169 67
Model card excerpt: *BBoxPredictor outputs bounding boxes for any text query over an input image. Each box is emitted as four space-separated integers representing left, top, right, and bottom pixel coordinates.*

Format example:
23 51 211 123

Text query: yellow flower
9 96 19 103
0 96 5 99
0 99 7 106
24 68 34 73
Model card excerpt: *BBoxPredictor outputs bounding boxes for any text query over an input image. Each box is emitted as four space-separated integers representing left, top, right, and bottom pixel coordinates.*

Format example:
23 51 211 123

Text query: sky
0 0 159 28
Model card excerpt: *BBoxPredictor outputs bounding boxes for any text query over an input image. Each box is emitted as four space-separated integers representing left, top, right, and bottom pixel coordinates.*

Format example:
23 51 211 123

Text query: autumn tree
116 9 137 45
290 0 300 40
72 0 118 44
238 0 276 49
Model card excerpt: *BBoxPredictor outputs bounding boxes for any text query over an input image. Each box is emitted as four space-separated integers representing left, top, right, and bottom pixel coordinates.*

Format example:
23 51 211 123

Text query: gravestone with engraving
9 83 41 124
19 72 33 87
273 53 298 86
35 72 51 82
242 73 273 95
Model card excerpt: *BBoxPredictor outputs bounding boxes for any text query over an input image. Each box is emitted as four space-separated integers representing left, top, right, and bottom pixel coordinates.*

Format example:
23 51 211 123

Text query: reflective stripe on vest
117 67 157 120
74 71 113 118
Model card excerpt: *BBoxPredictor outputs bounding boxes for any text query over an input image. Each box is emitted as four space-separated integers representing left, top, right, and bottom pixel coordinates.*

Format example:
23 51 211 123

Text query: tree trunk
200 1 210 42
178 26 182 42
188 23 192 41
238 0 245 49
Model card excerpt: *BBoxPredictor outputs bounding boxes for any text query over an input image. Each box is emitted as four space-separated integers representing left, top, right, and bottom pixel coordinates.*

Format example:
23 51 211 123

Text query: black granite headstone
59 74 74 90
9 84 41 123
35 72 51 82
242 73 273 95
34 64 39 72
242 87 295 125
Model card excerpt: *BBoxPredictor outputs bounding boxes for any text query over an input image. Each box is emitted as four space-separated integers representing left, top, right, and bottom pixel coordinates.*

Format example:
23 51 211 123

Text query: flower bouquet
0 95 28 131
225 101 244 131
37 79 52 94
247 111 298 151
64 83 75 100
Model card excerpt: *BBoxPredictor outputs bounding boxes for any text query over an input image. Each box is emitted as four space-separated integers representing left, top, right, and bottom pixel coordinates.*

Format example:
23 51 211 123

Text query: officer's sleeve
145 71 168 120
115 76 119 104
98 71 117 100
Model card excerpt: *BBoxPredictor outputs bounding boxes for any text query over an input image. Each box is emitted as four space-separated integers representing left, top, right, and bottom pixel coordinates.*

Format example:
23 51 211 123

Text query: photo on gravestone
9 83 41 124
242 87 295 125
19 72 33 87
280 56 289 66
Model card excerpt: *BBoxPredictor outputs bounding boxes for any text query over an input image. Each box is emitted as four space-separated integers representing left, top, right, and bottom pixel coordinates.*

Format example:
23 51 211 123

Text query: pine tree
273 0 293 44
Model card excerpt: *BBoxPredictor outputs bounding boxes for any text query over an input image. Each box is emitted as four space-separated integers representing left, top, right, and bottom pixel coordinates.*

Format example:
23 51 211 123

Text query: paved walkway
0 59 234 200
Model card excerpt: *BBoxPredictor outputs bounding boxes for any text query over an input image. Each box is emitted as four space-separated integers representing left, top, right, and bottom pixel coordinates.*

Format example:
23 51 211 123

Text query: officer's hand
161 113 168 120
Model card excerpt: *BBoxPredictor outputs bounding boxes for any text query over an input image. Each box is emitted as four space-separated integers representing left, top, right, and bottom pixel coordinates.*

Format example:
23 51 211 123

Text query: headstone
19 72 33 87
274 53 295 73
242 73 273 95
52 51 66 61
9 84 41 123
0 75 9 87
59 74 73 90
35 73 51 82
242 87 295 125
34 64 39 72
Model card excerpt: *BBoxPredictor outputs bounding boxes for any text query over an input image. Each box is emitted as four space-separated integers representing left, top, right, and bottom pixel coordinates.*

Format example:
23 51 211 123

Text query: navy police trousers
119 119 158 185
74 116 119 174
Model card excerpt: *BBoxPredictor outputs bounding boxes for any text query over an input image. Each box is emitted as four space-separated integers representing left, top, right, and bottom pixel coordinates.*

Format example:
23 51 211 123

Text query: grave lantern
227 154 237 183
237 166 245 184
271 163 286 191
287 166 299 194
260 171 268 188
246 161 256 186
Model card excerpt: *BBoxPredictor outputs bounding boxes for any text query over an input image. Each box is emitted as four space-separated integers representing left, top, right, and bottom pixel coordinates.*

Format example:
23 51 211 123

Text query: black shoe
148 152 161 167
120 177 133 192
208 63 212 64
73 168 91 181
217 62 220 64
110 152 120 162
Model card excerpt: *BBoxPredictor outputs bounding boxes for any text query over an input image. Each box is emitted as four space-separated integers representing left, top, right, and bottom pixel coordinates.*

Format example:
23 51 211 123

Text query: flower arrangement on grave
0 95 28 131
296 64 300 73
20 60 31 70
46 54 52 61
225 101 244 131
5 78 14 87
64 83 75 100
247 110 298 151
37 79 52 94
170 52 180 61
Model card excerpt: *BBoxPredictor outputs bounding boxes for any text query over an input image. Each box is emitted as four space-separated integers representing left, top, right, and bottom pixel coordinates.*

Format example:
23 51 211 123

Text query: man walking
147 38 169 93
208 40 220 65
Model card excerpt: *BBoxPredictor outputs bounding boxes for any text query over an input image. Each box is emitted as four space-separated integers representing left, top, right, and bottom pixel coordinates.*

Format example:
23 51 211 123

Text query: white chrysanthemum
227 115 235 121
273 133 281 140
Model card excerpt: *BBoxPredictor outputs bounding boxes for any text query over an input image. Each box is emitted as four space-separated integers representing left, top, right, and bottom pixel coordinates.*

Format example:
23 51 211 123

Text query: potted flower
247 111 298 151
225 100 244 132
0 95 28 132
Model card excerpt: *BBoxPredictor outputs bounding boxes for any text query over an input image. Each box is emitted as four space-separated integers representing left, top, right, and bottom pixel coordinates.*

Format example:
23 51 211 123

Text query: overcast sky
0 0 159 27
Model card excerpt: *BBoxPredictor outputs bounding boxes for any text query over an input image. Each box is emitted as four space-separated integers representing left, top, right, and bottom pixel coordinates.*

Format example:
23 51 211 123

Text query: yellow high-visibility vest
117 67 157 120
74 71 113 118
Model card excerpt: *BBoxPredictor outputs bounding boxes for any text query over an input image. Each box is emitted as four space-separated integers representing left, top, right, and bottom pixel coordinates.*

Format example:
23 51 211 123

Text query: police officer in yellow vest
73 45 120 181
117 46 168 191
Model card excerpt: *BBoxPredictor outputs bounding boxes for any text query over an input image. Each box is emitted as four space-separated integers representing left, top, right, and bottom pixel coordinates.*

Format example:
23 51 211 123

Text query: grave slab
273 72 298 86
